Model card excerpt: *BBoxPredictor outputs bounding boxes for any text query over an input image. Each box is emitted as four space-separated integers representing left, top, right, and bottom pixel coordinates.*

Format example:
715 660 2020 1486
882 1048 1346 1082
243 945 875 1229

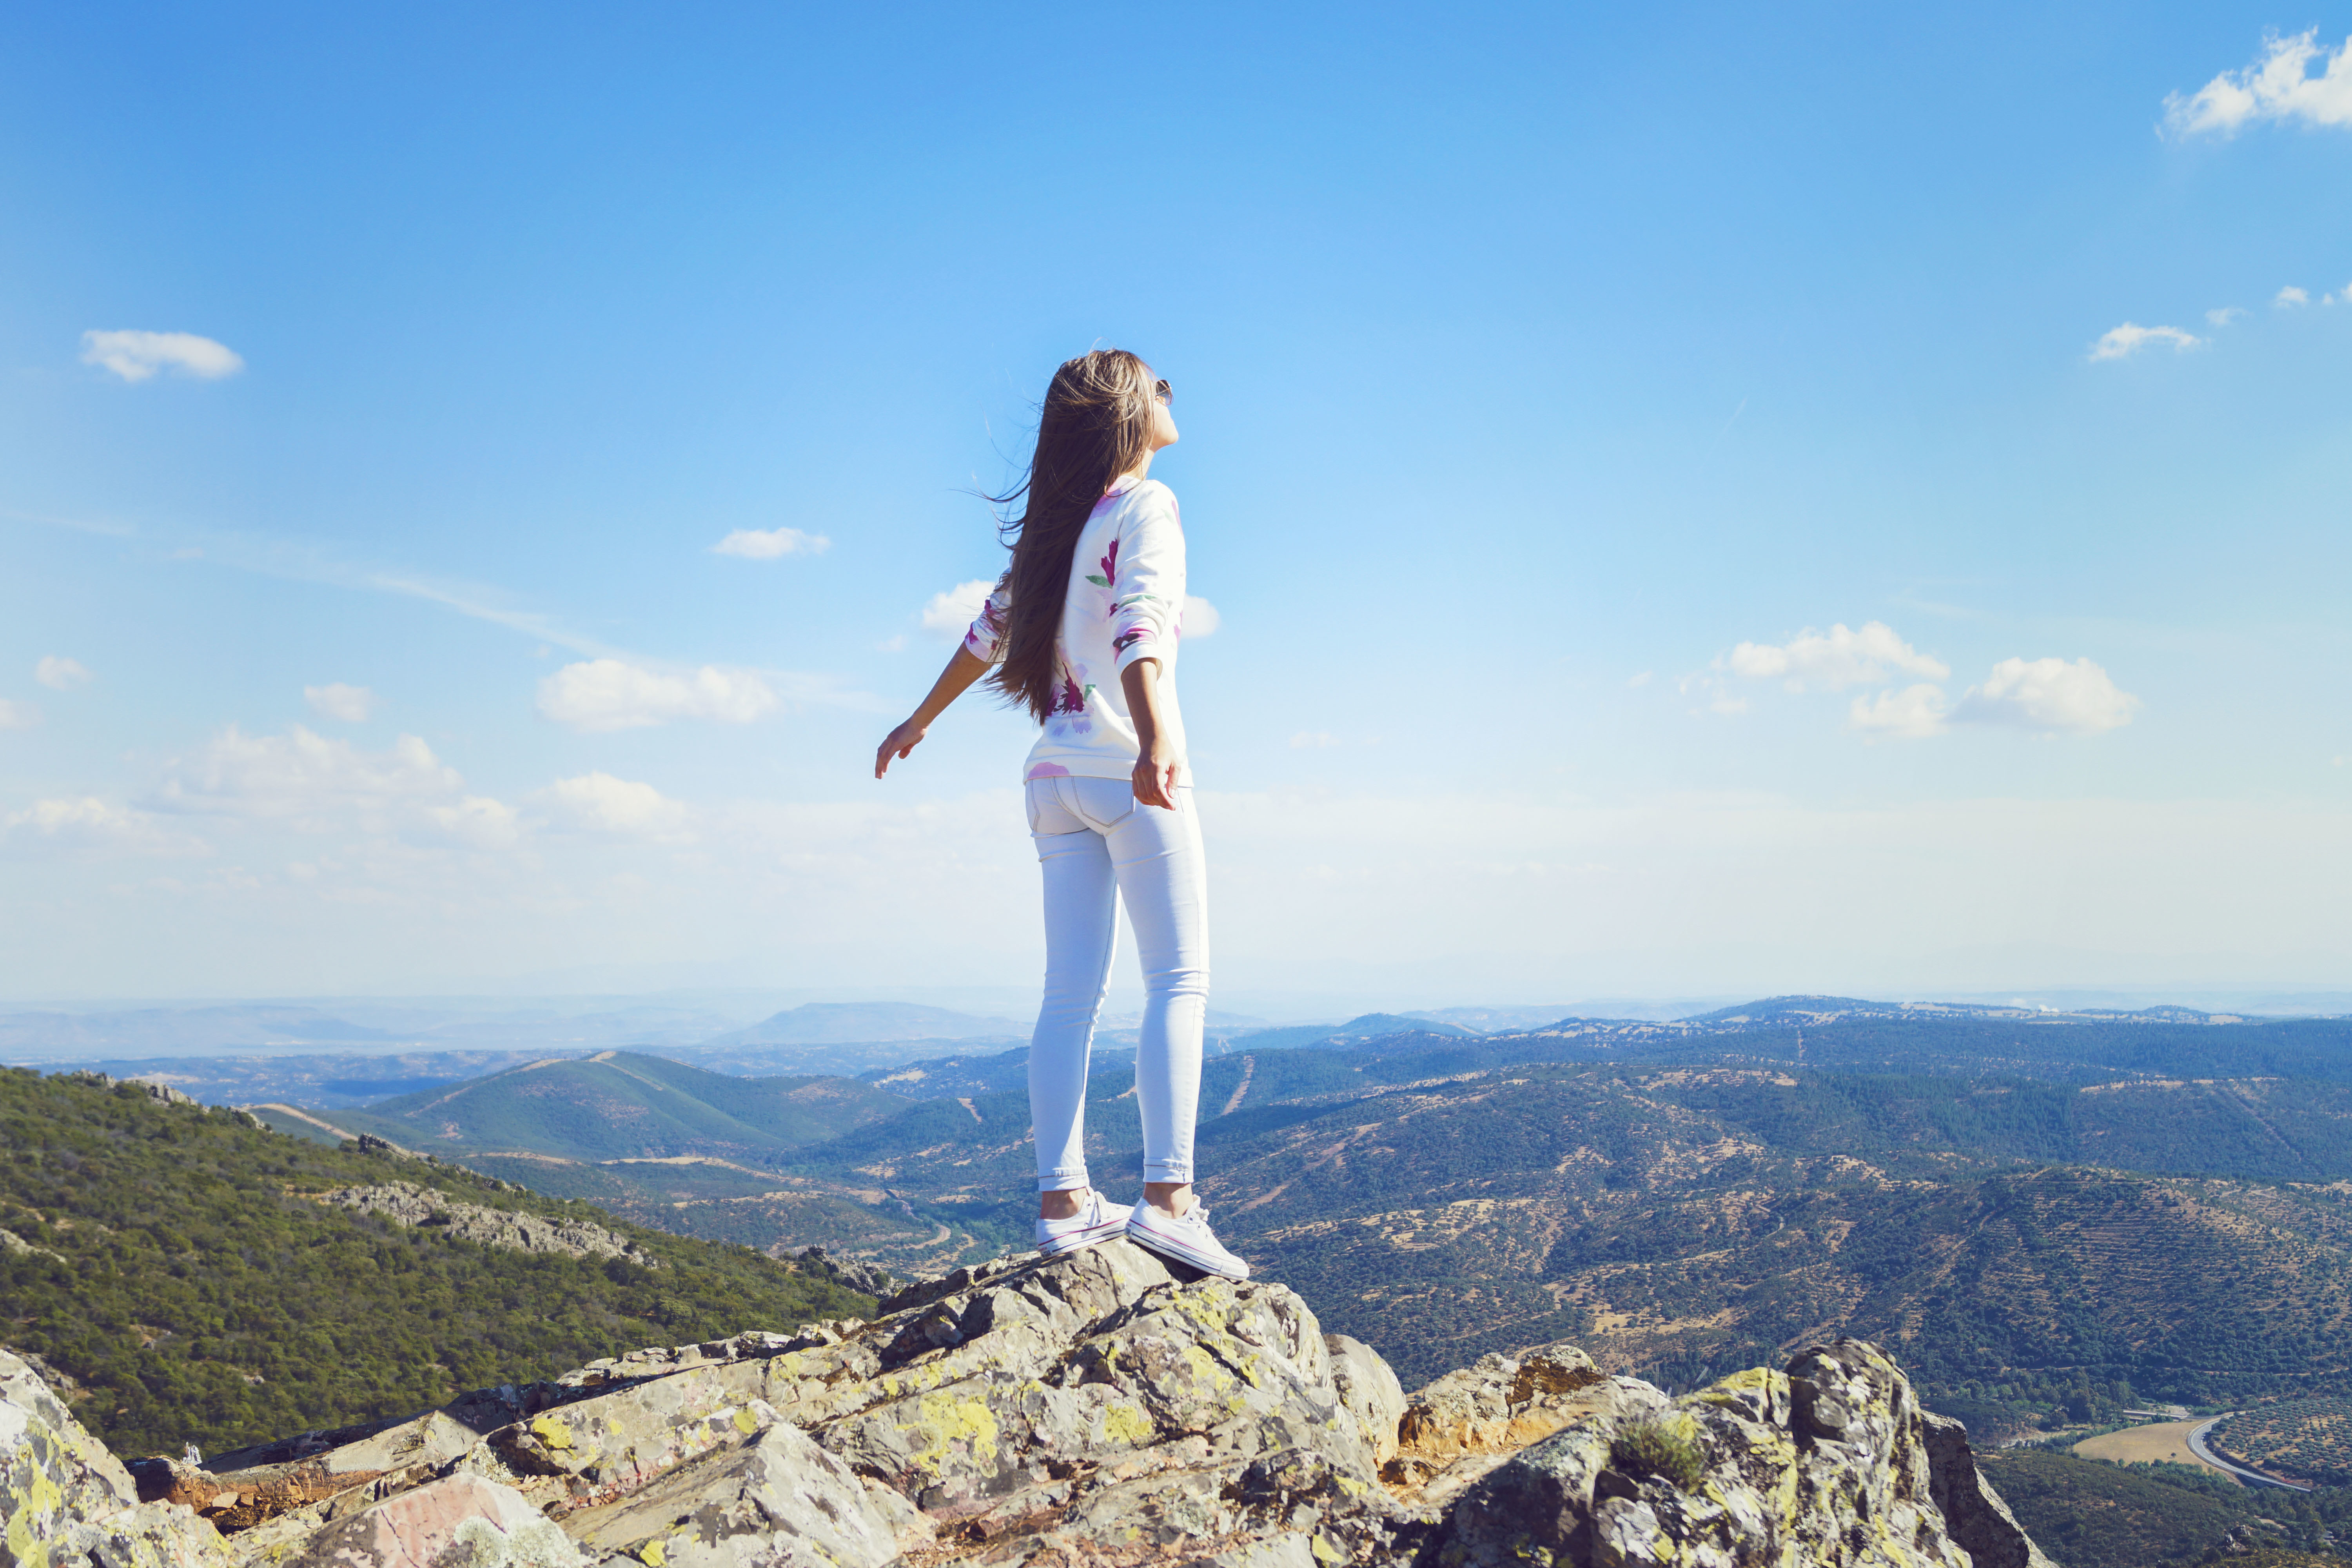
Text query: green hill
342 1049 902 1161
0 1067 870 1459
766 1050 2352 1429
1980 1451 2352 1568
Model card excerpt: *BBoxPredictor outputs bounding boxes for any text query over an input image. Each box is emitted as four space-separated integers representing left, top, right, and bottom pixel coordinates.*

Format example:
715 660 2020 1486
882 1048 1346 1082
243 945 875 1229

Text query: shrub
1611 1419 1707 1491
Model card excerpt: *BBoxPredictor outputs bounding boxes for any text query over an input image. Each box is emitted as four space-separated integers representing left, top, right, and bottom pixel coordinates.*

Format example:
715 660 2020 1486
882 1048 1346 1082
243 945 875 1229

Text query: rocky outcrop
2 1347 229 1568
789 1246 894 1299
10 1242 2053 1568
1417 1339 2058 1568
310 1184 658 1267
0 1228 62 1262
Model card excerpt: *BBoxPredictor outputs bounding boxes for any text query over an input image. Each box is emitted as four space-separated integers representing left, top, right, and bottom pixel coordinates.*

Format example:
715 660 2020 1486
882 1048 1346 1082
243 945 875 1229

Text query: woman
874 349 1245 1281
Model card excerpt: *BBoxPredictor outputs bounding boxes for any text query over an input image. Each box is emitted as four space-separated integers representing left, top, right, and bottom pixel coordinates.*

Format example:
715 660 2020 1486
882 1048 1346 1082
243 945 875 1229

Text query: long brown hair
985 349 1161 722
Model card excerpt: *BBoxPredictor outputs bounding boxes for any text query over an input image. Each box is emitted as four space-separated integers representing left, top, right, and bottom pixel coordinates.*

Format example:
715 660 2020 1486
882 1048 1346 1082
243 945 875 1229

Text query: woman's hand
1121 657 1179 808
1132 738 1179 809
875 718 927 778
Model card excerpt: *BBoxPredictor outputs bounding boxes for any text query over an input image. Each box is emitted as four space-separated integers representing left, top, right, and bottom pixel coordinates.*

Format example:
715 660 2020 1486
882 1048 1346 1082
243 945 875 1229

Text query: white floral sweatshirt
964 475 1191 786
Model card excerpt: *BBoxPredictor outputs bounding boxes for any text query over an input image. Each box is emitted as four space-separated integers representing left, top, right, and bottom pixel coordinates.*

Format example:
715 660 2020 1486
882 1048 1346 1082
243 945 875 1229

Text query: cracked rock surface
8 1243 2054 1568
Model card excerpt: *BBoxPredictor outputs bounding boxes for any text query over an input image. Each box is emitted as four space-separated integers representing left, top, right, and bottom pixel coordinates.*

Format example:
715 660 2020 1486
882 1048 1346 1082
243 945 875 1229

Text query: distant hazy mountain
675 1036 1029 1079
1222 1013 1481 1053
337 1050 902 1161
38 1049 547 1108
697 1001 1028 1046
1672 993 2234 1027
0 1006 401 1061
1403 1004 1573 1032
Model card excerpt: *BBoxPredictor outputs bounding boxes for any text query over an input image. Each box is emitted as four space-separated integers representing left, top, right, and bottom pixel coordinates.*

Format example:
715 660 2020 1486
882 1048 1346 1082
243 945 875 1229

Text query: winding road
2188 1417 2313 1492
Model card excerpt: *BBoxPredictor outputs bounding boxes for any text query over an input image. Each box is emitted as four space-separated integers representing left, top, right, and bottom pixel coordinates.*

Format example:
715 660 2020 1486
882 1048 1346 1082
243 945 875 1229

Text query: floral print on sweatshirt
965 475 1190 786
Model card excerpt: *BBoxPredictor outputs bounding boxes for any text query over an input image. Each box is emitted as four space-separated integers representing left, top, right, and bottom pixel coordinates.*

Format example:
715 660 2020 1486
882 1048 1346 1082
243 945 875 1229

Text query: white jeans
1025 775 1209 1193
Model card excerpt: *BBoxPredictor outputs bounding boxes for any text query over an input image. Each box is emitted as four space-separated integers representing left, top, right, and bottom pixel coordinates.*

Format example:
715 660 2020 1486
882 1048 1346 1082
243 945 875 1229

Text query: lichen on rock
8 1243 2055 1568
308 1184 657 1267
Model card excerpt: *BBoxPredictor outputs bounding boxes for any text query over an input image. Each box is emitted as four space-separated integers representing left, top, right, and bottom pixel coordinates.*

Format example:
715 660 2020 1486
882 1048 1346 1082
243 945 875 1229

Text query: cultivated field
2075 1419 2226 1472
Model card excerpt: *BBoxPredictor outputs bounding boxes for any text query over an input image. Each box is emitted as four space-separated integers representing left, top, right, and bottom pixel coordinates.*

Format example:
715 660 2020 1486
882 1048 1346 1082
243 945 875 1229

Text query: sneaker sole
1036 1213 1131 1257
1124 1220 1250 1280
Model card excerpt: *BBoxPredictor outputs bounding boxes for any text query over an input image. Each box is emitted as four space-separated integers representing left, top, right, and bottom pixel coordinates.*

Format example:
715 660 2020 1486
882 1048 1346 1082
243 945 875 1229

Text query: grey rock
311 1185 656 1267
563 1421 918 1568
290 1474 581 1568
0 1227 63 1262
1922 1411 2058 1568
1419 1338 2002 1568
13 1245 2059 1568
2 1345 231 1568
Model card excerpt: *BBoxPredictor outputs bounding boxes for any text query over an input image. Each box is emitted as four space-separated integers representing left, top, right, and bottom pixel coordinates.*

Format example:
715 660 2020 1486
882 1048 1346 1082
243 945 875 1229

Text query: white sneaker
1036 1190 1134 1257
1126 1201 1250 1280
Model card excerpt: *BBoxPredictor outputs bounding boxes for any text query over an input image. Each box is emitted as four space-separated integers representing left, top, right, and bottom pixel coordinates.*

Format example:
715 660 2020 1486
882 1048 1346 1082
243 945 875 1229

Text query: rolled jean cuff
1038 1169 1091 1193
1143 1160 1192 1185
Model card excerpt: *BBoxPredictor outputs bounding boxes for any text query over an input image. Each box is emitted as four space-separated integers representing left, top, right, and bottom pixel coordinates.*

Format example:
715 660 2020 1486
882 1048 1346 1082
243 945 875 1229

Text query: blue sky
4 4 2349 1006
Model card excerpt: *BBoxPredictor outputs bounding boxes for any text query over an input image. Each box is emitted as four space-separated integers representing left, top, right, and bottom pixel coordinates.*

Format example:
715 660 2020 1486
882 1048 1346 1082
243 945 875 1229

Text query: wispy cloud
35 657 91 691
537 660 782 732
2206 306 2247 327
1719 621 1948 692
0 699 41 731
151 724 464 821
535 772 695 841
80 330 244 383
921 580 995 641
1183 596 1221 637
305 682 376 722
2088 323 2201 361
1951 657 2140 733
712 526 830 559
360 571 620 659
2278 286 2311 307
3 797 205 856
2166 29 2352 138
1849 684 1951 739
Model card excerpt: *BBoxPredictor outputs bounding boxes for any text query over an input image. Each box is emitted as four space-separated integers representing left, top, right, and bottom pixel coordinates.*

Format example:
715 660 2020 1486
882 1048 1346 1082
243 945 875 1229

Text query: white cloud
152 725 463 820
537 772 694 840
0 699 41 730
2206 306 2247 327
1952 657 2140 733
921 580 996 641
1720 621 1949 691
2278 286 2311 307
304 682 376 722
3 797 201 855
2088 323 2201 361
536 660 780 732
712 527 831 560
2165 30 2352 138
1849 684 1951 739
80 329 245 383
1182 596 1221 637
423 796 522 850
35 656 92 691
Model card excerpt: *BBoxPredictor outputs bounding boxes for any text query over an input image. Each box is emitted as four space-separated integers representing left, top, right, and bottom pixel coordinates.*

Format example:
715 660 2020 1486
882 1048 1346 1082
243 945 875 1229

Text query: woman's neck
1114 451 1154 487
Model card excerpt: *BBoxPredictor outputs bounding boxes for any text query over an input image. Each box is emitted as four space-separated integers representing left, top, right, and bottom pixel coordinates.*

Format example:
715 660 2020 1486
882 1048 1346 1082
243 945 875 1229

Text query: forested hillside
331 1049 902 1160
0 1069 869 1458
746 1048 2352 1431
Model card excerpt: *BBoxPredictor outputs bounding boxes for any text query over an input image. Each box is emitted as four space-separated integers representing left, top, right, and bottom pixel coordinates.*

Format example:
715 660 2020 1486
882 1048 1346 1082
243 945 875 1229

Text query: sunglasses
1154 378 1172 404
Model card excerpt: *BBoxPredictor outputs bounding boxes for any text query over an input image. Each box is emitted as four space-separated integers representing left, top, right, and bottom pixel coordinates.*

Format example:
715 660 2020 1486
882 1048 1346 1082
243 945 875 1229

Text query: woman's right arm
875 646 990 777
